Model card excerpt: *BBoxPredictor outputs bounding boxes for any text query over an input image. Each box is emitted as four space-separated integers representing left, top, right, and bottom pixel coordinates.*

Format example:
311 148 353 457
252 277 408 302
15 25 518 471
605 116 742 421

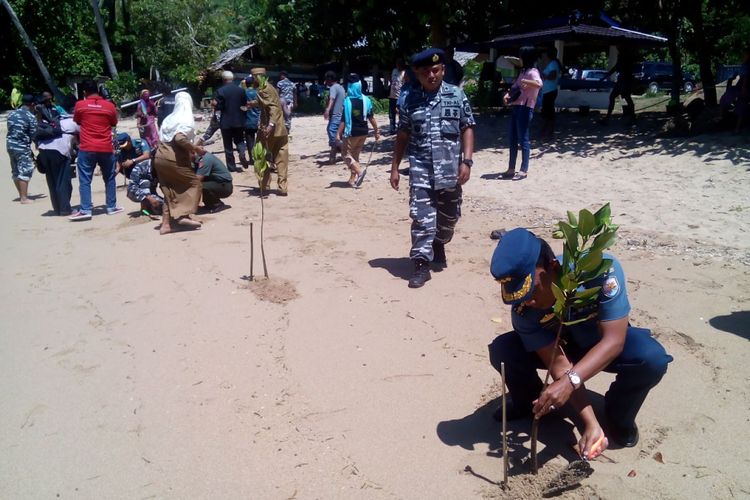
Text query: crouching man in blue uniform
488 228 673 456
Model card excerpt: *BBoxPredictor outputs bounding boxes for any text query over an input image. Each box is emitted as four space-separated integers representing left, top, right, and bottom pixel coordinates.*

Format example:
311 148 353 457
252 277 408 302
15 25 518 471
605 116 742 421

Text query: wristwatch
462 159 473 168
566 369 582 390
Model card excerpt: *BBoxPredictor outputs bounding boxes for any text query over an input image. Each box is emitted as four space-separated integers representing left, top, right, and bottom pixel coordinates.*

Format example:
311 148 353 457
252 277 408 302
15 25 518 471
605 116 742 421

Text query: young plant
252 141 270 278
529 203 618 474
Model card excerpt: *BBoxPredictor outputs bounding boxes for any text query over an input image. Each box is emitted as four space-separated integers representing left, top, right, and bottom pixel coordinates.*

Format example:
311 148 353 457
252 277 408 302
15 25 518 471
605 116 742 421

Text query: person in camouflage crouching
390 48 475 288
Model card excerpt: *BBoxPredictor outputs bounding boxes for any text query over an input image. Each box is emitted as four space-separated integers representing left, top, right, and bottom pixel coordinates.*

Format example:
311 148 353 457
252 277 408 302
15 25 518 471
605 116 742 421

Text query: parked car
580 69 609 81
632 61 697 94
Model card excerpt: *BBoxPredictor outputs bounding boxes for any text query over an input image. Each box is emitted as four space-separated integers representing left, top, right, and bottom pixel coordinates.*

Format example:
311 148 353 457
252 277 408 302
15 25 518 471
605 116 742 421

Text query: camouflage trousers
409 185 462 261
8 148 35 181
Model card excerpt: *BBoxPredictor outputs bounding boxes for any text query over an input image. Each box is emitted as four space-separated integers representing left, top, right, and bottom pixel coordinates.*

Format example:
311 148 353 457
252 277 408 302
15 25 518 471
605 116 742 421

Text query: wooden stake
249 222 254 281
501 362 509 488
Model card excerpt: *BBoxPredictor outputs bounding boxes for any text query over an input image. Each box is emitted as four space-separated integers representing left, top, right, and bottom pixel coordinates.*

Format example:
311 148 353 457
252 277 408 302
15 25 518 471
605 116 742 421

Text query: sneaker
69 210 92 221
408 259 431 288
107 207 124 215
432 241 447 271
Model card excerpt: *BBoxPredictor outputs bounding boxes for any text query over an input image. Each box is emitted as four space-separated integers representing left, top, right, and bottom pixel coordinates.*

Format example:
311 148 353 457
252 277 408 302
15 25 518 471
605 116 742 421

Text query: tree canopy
1 0 748 106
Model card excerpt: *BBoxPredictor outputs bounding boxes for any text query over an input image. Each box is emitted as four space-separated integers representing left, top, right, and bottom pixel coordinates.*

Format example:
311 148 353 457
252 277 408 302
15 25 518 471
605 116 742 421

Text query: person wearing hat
390 47 476 288
6 93 38 204
249 67 289 196
215 70 249 172
487 228 673 453
115 132 151 183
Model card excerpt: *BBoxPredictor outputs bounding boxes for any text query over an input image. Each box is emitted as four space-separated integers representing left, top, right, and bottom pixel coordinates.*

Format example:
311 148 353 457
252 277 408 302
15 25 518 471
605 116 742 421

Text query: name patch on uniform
441 96 461 119
603 276 620 298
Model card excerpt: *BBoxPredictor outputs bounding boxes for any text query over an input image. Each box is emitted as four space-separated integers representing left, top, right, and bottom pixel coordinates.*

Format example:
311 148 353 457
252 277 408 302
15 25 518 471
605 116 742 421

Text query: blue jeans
327 118 341 148
488 327 673 429
77 150 117 214
508 105 534 172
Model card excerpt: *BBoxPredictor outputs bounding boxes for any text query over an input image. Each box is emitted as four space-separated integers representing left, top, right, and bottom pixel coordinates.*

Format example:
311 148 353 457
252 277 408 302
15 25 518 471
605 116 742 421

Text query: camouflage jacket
399 81 474 190
6 106 37 152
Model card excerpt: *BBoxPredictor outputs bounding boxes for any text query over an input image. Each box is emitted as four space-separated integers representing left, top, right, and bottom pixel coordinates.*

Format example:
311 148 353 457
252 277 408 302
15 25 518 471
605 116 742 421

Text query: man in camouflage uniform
276 70 296 132
390 48 475 288
6 94 38 204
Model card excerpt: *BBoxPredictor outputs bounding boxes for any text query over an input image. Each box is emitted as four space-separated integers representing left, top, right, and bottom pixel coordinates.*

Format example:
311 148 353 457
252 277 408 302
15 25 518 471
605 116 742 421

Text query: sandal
513 172 528 181
176 217 202 228
354 167 367 188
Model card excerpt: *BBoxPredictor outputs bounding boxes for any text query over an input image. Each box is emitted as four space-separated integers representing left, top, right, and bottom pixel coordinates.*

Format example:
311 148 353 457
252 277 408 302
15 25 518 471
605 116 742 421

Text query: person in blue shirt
244 75 260 165
538 47 561 140
488 228 673 457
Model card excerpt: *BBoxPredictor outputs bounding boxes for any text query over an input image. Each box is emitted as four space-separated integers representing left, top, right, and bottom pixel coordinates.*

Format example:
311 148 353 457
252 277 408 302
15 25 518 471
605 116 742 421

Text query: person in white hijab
153 92 206 234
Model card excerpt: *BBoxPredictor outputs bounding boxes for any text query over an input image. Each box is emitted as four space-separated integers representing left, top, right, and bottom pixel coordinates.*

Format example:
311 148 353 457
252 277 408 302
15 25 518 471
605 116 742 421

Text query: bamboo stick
501 362 509 488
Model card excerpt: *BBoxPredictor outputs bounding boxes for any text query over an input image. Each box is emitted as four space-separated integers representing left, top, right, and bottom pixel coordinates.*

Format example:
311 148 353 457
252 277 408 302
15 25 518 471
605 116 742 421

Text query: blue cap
411 48 446 67
116 132 131 146
490 228 542 304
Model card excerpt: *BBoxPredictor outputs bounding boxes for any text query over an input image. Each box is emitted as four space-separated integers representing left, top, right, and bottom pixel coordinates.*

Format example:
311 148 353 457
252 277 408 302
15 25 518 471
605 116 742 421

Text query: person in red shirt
70 79 122 221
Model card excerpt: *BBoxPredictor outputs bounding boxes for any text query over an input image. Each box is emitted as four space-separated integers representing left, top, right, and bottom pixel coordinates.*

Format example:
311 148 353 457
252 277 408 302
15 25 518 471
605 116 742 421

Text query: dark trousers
202 180 233 208
488 327 672 429
388 98 398 130
221 127 248 171
541 90 557 121
38 149 72 215
244 128 257 164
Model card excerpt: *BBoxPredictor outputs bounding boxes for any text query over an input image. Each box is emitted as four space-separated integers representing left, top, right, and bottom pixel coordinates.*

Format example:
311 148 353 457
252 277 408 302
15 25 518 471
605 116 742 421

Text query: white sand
0 110 748 499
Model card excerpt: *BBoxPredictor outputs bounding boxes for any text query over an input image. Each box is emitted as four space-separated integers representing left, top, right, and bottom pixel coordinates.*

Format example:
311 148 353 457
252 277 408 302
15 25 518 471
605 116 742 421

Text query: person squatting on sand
488 228 673 455
390 48 475 289
153 91 205 234
336 73 380 188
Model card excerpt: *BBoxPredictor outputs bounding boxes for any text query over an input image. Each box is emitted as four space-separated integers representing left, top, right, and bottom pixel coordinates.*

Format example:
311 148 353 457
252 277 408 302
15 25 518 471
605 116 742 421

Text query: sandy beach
1 109 748 499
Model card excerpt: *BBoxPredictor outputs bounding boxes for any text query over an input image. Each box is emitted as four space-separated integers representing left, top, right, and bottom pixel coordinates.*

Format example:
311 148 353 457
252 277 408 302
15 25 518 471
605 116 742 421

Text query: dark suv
632 62 698 94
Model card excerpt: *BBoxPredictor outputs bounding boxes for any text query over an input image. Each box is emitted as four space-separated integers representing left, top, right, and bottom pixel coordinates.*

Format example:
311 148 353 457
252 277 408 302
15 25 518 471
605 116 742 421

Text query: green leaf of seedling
552 230 564 239
573 286 602 301
558 221 578 254
594 203 611 227
567 210 578 227
580 258 613 283
578 209 596 236
551 282 566 307
578 249 603 273
591 230 617 252
553 300 565 317
253 142 268 181
562 312 598 326
560 272 576 292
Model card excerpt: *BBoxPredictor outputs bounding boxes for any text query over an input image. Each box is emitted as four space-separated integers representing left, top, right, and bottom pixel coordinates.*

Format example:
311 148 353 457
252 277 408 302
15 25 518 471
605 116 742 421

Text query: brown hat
250 67 267 75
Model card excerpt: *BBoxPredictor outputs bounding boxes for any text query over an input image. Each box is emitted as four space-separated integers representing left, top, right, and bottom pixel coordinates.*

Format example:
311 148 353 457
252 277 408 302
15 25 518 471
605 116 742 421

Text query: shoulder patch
602 276 620 298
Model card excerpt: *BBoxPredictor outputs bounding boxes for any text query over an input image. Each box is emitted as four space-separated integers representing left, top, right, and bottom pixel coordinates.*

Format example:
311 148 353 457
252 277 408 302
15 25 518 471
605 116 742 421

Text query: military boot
408 259 431 288
432 241 447 271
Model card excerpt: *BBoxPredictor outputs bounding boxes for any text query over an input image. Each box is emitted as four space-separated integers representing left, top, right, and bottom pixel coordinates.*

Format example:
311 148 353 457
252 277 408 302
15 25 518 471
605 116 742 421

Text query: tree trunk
664 4 682 104
1 0 65 102
687 0 716 105
90 0 119 78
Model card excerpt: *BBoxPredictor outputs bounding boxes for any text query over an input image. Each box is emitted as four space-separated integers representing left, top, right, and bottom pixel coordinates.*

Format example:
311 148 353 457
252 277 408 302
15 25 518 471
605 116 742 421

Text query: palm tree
90 0 118 78
2 0 64 101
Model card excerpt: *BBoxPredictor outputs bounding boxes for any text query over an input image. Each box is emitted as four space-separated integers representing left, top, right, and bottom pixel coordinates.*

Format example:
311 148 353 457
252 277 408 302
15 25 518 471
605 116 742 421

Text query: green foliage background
1 0 749 107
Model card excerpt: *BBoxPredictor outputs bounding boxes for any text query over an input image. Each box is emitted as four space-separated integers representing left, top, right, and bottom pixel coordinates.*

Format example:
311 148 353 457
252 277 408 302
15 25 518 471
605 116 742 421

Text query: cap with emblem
21 94 35 105
490 228 542 304
116 132 131 147
411 48 446 67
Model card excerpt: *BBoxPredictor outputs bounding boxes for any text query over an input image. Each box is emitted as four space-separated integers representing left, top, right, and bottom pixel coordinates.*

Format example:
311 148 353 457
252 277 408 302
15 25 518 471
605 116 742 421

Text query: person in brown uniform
153 91 206 234
249 67 289 196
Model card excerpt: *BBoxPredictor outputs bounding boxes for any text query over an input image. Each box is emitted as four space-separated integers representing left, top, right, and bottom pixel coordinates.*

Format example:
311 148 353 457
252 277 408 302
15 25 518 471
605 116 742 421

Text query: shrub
107 72 139 105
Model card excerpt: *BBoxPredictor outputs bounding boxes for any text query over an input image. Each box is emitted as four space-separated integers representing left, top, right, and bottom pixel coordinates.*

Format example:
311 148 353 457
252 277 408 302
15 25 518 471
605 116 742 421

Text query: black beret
411 48 446 67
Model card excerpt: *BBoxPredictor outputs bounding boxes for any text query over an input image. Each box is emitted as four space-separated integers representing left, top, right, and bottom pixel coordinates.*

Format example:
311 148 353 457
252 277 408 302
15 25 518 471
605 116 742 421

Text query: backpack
35 116 63 141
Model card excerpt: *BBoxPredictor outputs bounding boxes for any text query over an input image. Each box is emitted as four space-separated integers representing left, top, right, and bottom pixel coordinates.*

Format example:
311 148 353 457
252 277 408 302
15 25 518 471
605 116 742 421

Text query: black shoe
408 259 431 288
432 241 447 271
608 421 639 448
